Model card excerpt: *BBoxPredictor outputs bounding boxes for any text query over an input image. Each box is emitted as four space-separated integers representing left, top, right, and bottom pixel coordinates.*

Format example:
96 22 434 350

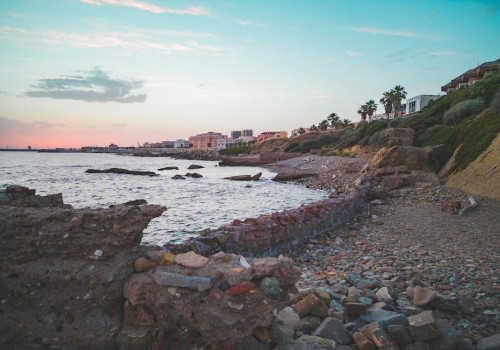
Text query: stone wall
169 186 369 258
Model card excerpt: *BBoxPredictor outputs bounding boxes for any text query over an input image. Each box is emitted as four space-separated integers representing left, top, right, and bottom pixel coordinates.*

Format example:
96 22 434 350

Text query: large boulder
384 128 414 146
367 146 434 172
0 186 166 349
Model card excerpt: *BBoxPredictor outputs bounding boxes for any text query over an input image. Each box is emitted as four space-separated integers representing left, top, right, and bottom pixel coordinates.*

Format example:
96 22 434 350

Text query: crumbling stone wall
170 187 368 258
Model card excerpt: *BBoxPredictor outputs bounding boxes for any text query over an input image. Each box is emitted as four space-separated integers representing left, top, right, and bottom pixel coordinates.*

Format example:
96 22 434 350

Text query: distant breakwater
168 184 369 258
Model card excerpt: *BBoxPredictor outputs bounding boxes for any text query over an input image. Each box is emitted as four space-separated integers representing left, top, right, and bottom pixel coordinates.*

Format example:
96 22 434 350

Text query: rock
427 319 460 350
297 335 337 349
429 294 458 312
413 286 436 307
0 187 166 349
160 252 177 266
370 327 399 349
298 316 322 333
115 325 155 350
151 269 212 292
188 164 204 169
253 326 272 344
344 302 368 316
377 313 409 331
312 317 351 345
384 128 414 146
293 294 328 318
185 172 203 178
124 304 156 326
134 257 157 272
171 175 186 180
125 199 148 205
440 200 461 214
347 286 361 303
407 310 441 342
352 331 376 350
376 287 393 303
228 282 255 296
224 174 252 181
272 173 318 182
477 333 500 350
175 251 209 268
260 277 281 300
274 337 324 350
158 166 179 171
277 307 300 330
388 325 413 347
367 146 433 172
86 168 158 176
251 172 262 180
458 297 475 315
313 288 331 304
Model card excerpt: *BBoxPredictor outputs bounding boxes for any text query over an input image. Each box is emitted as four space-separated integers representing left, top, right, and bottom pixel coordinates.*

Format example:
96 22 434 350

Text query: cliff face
0 186 166 349
443 132 500 199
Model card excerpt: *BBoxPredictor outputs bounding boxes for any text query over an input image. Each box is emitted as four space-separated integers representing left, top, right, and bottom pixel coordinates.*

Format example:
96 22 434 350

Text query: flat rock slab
312 317 351 345
151 270 212 292
86 168 158 176
175 251 209 268
408 310 441 342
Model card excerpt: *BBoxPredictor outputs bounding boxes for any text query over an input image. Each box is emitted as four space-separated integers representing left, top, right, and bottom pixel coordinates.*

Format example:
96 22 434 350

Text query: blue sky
1 0 499 148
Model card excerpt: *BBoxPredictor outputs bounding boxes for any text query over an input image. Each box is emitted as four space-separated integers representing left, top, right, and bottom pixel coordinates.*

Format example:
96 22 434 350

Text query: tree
327 113 341 129
364 100 378 121
357 105 367 121
342 119 353 128
380 90 394 117
298 127 306 134
310 124 319 131
390 85 407 112
318 119 329 131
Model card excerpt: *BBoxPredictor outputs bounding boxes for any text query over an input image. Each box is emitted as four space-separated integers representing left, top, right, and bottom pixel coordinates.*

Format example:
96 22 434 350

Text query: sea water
0 151 328 245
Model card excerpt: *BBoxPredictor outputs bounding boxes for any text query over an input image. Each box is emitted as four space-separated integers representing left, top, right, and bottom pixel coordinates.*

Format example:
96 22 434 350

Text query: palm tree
318 119 329 131
357 105 367 121
364 100 377 122
391 85 407 113
342 119 353 128
380 90 394 118
327 113 341 129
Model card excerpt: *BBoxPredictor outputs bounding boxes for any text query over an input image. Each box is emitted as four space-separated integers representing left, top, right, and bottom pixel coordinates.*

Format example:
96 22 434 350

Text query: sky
1 0 499 148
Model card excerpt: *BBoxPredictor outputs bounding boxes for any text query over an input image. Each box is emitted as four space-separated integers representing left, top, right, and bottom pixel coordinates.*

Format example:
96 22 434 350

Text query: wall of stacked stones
173 186 368 258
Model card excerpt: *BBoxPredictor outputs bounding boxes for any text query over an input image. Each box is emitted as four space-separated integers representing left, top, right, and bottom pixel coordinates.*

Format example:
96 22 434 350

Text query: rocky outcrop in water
0 185 166 349
86 168 158 176
224 172 262 181
158 166 179 171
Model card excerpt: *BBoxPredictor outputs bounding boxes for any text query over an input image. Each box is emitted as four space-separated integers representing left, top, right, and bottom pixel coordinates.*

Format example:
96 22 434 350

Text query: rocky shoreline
1 147 499 349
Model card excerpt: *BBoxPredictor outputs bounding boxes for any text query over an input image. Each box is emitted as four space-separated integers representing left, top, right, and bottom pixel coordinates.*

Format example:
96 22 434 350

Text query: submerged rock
86 168 158 176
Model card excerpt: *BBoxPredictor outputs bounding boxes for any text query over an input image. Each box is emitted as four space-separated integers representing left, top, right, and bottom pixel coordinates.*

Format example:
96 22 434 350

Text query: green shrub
326 150 348 157
284 142 301 152
300 140 321 153
317 133 339 146
443 98 486 124
219 146 249 156
359 120 388 139
368 130 386 146
356 120 368 129
388 118 402 128
416 124 447 146
489 87 500 108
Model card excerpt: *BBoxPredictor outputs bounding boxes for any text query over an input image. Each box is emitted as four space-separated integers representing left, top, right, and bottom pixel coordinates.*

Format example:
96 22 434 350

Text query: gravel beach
266 154 500 341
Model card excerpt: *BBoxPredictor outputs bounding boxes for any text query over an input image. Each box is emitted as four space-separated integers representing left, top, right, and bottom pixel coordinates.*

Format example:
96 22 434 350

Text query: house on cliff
441 58 500 94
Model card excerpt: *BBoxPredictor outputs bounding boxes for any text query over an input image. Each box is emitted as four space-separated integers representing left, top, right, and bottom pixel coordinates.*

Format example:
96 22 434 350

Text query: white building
217 138 238 149
174 139 188 148
405 95 442 115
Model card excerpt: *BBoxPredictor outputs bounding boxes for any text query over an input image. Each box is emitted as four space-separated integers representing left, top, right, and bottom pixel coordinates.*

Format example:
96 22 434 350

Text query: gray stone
408 310 441 342
427 319 460 350
347 286 361 303
331 284 349 295
429 294 458 312
376 287 393 303
378 313 409 330
357 279 375 289
274 336 324 350
458 297 475 315
297 335 337 350
151 269 212 292
388 324 413 347
477 333 500 350
344 302 368 316
312 317 351 345
361 309 402 324
298 316 322 333
329 299 345 312
277 307 300 330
